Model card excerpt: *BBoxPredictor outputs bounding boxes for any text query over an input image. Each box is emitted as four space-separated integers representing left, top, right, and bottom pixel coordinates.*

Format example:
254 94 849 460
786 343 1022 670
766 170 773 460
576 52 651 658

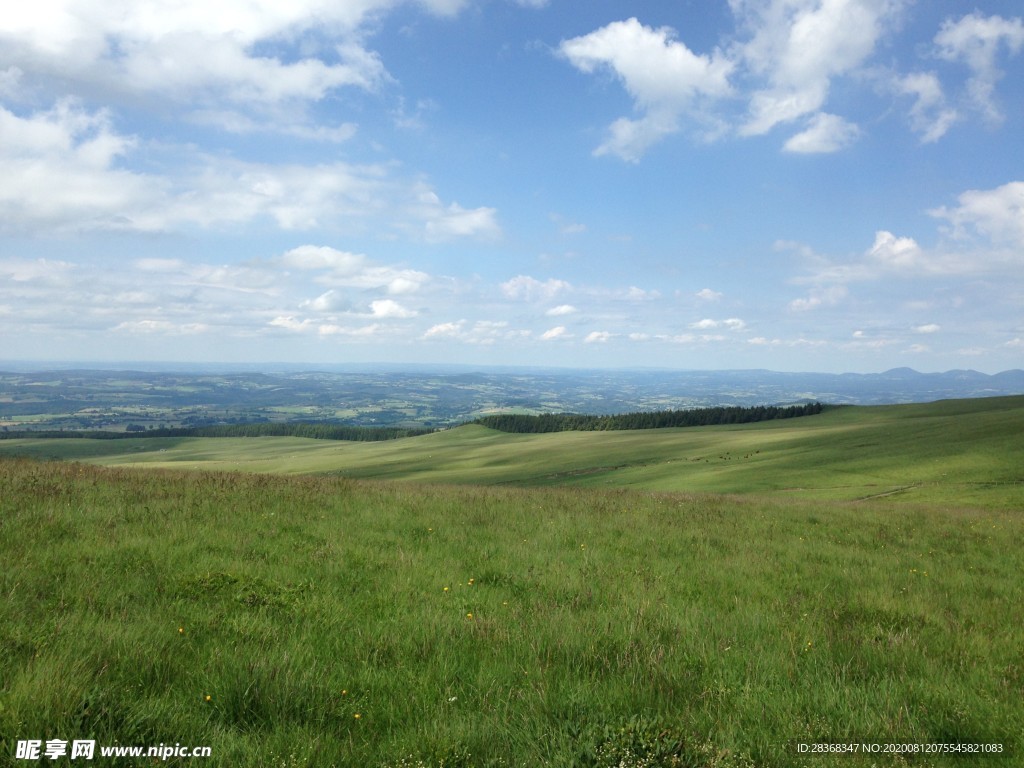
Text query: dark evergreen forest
473 402 826 433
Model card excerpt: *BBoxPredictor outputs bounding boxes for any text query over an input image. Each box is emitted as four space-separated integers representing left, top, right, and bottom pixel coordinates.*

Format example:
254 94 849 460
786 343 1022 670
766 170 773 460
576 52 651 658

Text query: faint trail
856 484 918 501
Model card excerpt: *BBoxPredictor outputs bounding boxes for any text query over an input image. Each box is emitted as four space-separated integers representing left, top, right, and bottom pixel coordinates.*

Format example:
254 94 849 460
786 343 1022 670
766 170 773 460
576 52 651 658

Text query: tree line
472 402 826 433
0 423 432 442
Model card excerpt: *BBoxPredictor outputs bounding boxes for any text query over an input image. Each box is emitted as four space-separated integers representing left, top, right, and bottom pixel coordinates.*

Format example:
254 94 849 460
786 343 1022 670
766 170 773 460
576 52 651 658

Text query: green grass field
3 397 1022 507
1 397 1022 766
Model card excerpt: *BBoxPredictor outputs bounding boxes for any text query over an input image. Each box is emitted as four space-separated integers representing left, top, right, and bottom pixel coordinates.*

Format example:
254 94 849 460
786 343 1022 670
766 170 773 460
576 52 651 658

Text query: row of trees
473 402 826 434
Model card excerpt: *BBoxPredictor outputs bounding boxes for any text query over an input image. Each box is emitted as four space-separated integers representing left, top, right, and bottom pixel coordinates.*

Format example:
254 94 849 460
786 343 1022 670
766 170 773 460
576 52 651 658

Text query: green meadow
1 397 1022 766
4 396 1023 507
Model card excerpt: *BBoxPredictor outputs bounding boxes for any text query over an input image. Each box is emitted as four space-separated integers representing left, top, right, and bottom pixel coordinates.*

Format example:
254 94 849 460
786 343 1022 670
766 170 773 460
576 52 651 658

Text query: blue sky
1 0 1022 373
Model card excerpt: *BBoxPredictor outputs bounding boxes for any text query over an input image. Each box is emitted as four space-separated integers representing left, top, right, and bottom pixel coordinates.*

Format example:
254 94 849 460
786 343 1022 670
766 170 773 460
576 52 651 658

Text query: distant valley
1 364 1022 432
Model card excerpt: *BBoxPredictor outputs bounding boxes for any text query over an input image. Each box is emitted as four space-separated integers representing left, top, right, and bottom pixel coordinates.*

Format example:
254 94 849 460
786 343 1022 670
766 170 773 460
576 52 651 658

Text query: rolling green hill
3 396 1022 507
2 396 1022 765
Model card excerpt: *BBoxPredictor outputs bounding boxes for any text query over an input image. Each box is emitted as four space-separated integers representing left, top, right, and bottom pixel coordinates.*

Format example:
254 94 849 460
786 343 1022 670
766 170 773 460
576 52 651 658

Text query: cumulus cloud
560 17 733 160
0 102 497 238
934 12 1024 123
424 320 464 339
280 246 431 297
789 285 848 311
301 290 352 313
281 246 365 273
735 0 904 136
113 319 209 335
369 299 417 318
791 184 1024 295
691 317 747 331
501 275 572 301
540 326 570 341
914 323 941 334
546 304 577 316
696 288 723 301
624 286 661 301
866 230 925 269
1 257 77 283
783 112 861 153
0 0 473 125
423 319 523 345
893 72 958 143
584 331 612 343
556 4 1023 160
422 200 501 242
930 181 1024 246
559 2 918 157
0 100 160 232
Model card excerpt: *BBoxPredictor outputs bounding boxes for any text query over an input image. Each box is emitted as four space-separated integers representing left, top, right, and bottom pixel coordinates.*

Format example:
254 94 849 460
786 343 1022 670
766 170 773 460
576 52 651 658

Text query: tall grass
1 457 1020 766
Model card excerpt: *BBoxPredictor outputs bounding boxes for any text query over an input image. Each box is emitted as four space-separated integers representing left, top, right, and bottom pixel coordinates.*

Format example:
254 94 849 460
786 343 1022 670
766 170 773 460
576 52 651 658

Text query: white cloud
316 322 387 338
0 101 355 232
930 181 1024 246
369 299 416 318
934 12 1024 123
423 200 501 242
0 100 159 232
0 1 421 117
735 0 905 136
560 17 733 160
0 101 498 239
546 304 577 316
696 288 723 301
624 286 661 301
866 230 925 269
302 290 352 313
914 323 941 334
789 284 848 311
540 326 569 341
791 187 1024 293
281 246 366 273
424 320 465 339
893 72 958 142
280 246 431 294
691 317 747 330
783 112 861 153
559 2 921 157
113 319 209 335
501 275 572 301
584 331 612 343
423 319 521 345
1 257 76 282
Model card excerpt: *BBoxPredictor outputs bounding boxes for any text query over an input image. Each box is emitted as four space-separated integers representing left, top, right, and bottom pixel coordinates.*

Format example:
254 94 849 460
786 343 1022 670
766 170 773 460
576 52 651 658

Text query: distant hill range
1 364 1022 432
655 367 1024 406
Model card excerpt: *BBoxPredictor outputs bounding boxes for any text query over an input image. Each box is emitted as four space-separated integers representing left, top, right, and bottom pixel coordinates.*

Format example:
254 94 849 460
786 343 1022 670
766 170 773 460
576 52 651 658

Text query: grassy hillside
3 396 1022 507
1 457 1021 766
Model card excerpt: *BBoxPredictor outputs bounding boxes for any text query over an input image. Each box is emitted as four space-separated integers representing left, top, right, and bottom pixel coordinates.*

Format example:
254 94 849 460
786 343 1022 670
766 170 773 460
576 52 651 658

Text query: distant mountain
649 368 1024 406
